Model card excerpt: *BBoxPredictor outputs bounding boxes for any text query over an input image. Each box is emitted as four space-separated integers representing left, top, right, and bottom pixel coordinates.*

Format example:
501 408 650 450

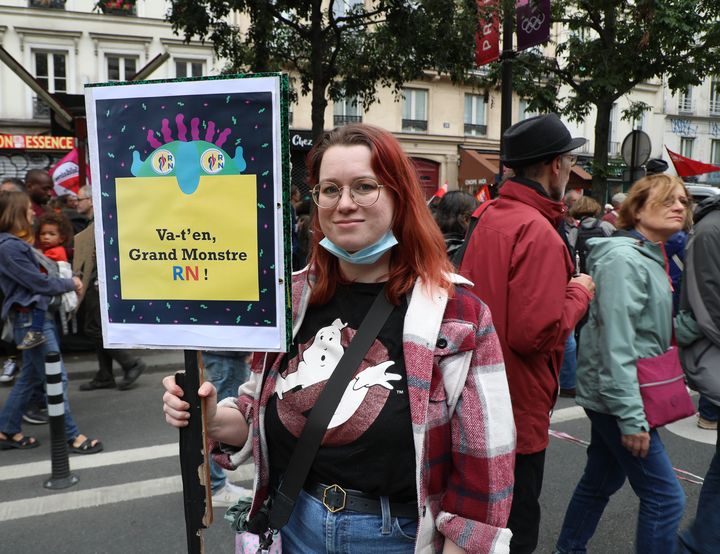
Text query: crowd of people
161 118 719 553
0 171 157 457
2 114 718 553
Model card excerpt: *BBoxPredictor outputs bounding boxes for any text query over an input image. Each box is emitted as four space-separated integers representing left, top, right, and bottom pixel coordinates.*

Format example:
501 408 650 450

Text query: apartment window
633 111 646 131
607 103 619 156
333 0 363 18
29 0 65 8
464 94 487 136
34 51 67 118
176 60 204 78
679 87 694 113
333 96 362 126
680 137 694 158
711 140 720 165
711 77 720 115
107 55 138 82
518 99 538 121
402 88 428 132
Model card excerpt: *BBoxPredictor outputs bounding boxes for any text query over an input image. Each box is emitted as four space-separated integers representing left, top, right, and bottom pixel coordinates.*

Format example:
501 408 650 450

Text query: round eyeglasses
311 179 384 209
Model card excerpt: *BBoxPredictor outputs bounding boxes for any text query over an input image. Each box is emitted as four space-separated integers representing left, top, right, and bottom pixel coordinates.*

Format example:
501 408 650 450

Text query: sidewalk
60 349 185 381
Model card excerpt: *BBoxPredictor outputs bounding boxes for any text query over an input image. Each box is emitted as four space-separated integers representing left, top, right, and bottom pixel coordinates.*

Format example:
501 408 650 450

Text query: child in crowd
17 212 73 350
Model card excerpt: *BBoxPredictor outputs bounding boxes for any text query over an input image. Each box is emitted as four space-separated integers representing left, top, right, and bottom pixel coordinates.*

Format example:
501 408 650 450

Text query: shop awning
458 149 499 189
458 148 592 190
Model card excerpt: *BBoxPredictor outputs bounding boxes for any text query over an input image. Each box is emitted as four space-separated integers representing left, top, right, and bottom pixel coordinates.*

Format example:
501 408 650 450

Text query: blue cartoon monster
131 114 247 194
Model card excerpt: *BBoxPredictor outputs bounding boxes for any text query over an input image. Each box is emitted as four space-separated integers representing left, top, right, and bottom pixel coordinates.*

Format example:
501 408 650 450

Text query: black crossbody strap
268 287 394 530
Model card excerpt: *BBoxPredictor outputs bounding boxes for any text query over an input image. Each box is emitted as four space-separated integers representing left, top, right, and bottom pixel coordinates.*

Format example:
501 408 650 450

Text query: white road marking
0 476 183 522
2 443 256 483
665 414 716 445
0 440 256 522
1 443 178 482
551 405 586 423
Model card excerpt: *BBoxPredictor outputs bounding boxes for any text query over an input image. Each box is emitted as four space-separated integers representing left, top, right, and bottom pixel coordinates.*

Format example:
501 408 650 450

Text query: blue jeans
556 410 685 554
281 489 418 553
559 333 577 389
0 312 79 440
202 352 249 492
698 395 718 422
678 404 720 553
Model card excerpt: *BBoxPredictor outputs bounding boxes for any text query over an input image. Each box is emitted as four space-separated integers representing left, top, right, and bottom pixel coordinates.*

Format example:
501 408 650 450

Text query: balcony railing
333 114 362 126
678 97 694 113
710 99 720 116
33 97 50 119
402 119 428 133
464 123 487 137
29 0 65 8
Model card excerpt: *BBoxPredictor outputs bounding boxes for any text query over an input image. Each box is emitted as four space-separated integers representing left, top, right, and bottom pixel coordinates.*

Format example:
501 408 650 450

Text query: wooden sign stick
176 351 213 554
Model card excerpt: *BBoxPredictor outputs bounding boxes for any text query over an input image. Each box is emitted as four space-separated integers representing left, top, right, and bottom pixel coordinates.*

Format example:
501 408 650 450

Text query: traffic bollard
43 351 78 490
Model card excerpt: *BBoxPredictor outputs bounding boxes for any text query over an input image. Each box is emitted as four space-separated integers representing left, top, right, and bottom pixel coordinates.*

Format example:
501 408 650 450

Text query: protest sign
85 74 291 351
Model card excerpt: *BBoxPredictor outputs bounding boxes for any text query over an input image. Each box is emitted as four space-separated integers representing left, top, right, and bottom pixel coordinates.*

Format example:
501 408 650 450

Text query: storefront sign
290 130 313 150
0 134 74 150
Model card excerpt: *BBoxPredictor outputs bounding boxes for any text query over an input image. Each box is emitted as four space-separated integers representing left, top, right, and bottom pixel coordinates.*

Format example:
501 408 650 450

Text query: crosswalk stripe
0 476 183 522
1 443 255 483
1 443 178 482
551 405 586 423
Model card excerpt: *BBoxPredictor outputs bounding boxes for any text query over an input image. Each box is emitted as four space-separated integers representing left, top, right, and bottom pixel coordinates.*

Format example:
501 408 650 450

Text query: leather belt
304 482 417 518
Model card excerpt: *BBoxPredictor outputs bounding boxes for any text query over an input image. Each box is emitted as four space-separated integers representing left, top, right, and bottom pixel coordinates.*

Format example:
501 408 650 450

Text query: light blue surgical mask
319 231 398 265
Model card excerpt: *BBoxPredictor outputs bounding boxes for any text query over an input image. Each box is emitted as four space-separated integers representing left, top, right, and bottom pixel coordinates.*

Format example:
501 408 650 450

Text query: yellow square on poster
116 175 258 301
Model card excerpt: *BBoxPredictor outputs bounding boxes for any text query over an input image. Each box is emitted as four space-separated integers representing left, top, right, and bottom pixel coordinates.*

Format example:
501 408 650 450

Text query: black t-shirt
265 281 416 502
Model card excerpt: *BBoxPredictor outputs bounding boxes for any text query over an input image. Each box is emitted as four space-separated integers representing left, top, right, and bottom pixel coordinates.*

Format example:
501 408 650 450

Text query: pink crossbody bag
636 342 695 428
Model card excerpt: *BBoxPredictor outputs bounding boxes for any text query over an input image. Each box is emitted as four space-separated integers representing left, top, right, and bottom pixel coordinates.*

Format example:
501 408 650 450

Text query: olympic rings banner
516 0 550 52
84 74 292 352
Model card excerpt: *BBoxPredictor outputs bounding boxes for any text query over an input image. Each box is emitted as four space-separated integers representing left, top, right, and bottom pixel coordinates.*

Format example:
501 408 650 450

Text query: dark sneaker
22 407 49 425
559 388 576 398
118 360 146 391
0 358 18 384
79 379 116 391
17 331 47 350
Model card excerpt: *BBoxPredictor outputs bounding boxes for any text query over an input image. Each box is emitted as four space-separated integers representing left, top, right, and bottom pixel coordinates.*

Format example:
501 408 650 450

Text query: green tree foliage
479 0 720 199
168 0 479 140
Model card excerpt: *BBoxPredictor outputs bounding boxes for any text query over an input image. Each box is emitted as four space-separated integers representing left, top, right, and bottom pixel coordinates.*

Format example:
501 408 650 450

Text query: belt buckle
321 484 346 513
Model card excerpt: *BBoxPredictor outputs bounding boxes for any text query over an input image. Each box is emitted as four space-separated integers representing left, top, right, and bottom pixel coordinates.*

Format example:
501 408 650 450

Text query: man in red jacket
459 114 595 554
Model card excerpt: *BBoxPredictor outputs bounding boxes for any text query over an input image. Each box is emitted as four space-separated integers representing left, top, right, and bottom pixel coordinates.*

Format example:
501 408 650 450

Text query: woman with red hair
163 124 515 553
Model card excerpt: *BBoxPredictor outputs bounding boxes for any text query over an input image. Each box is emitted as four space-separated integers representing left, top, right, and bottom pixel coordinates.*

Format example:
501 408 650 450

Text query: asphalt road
0 355 716 553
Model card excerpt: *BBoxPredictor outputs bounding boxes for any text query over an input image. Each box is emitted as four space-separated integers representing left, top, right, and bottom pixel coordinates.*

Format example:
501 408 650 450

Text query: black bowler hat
646 158 669 175
502 113 586 168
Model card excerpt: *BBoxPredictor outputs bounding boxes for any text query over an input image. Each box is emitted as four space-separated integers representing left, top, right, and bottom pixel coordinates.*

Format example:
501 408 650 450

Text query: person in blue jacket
0 190 102 453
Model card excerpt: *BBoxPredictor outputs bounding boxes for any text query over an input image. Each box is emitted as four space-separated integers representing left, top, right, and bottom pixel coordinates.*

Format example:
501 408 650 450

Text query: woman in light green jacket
555 174 693 554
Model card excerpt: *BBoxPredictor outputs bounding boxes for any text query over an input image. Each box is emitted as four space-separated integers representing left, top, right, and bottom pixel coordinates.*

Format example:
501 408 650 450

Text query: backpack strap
451 199 496 269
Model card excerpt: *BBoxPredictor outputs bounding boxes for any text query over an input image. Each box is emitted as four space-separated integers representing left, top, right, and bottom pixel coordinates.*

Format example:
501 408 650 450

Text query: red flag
475 185 491 203
433 181 449 199
475 0 500 66
666 147 720 177
49 148 80 196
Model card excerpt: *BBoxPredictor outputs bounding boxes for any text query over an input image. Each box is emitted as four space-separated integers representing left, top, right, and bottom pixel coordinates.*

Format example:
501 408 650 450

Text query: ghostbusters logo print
276 318 401 444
